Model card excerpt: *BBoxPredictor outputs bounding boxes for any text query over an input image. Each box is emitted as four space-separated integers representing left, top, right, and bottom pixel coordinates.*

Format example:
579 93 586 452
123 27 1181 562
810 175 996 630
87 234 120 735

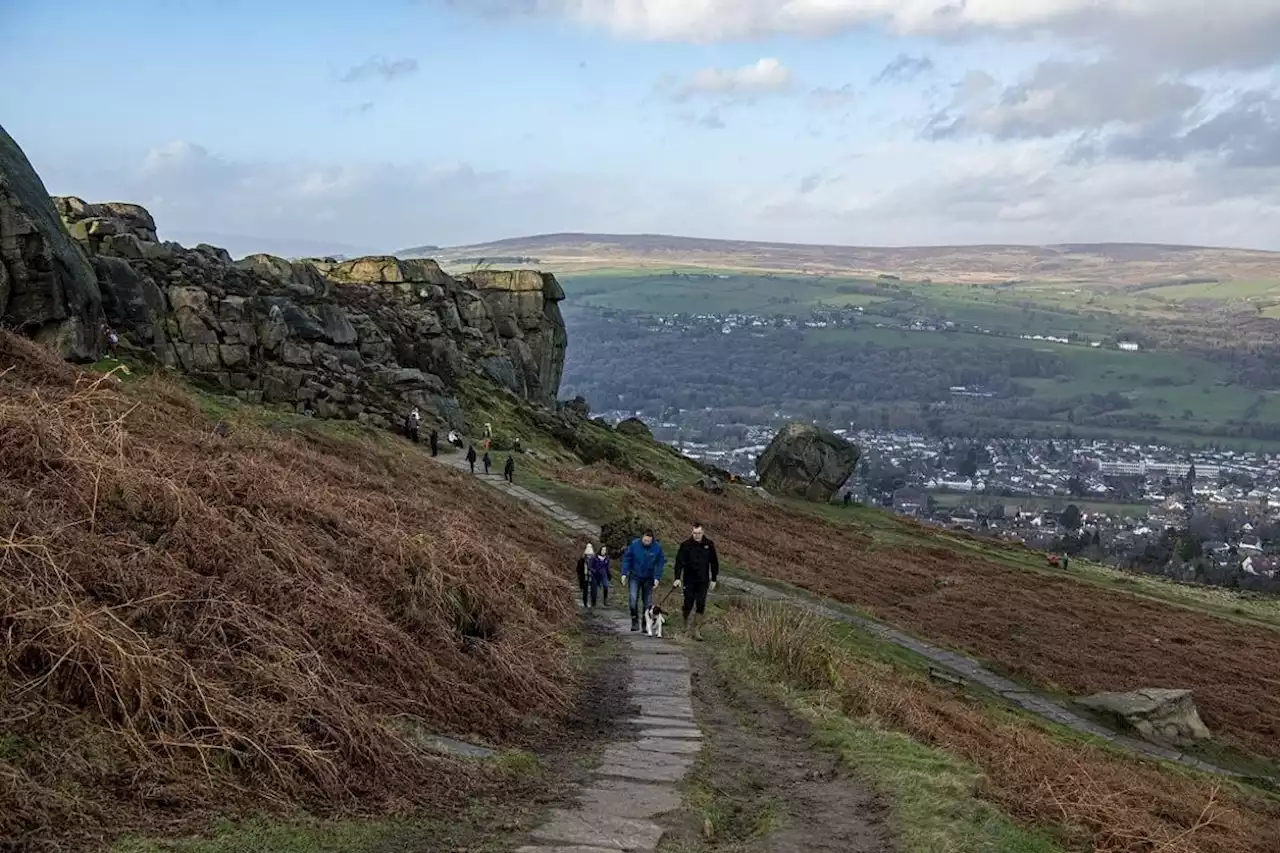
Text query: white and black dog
643 603 667 637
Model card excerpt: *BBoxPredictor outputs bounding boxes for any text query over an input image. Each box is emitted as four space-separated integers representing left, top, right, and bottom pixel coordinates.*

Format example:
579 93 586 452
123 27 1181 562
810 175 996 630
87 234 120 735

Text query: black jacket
674 536 719 585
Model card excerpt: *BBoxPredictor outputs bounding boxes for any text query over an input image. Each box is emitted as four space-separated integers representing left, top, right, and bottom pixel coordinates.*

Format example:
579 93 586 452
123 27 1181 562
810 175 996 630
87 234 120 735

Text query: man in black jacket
673 522 719 640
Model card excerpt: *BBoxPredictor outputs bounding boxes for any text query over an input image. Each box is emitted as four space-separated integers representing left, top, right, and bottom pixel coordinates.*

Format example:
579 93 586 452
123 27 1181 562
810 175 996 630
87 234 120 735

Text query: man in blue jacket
621 529 666 632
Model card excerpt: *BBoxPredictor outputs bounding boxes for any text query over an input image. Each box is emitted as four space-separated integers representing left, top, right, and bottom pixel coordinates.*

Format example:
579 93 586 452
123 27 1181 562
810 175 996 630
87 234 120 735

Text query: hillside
398 232 1280 284
0 332 583 850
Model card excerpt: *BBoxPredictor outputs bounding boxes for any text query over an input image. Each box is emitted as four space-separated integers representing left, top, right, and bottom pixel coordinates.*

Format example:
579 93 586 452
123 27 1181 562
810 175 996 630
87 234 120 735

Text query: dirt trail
659 647 895 852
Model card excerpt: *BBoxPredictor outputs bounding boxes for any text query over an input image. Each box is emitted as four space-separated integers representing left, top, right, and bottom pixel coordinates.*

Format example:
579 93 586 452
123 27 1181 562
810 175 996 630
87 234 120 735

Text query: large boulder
0 124 103 359
755 422 860 503
1076 688 1212 748
616 417 652 438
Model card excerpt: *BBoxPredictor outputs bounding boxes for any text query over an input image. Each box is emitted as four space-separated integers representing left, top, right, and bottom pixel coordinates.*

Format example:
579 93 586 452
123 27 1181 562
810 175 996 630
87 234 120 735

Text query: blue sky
2 0 1279 256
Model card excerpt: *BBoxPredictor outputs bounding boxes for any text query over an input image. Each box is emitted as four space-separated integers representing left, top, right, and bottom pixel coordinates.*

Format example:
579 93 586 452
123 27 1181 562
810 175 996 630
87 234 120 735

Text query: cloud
339 56 419 83
661 57 794 102
874 54 934 84
926 61 1204 140
1090 91 1280 170
477 1 1280 71
809 84 856 110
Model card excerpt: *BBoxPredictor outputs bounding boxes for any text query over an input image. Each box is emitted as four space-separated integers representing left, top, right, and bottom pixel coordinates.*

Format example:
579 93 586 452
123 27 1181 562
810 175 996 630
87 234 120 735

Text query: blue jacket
622 538 666 582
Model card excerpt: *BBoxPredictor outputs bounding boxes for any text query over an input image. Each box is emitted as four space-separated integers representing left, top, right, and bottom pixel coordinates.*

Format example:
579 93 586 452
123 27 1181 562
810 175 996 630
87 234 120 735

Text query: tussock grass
0 332 577 850
719 600 1280 853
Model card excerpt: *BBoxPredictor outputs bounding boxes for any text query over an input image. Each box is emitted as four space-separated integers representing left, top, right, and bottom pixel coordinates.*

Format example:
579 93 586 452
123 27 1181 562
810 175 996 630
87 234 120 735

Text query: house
1118 341 1140 352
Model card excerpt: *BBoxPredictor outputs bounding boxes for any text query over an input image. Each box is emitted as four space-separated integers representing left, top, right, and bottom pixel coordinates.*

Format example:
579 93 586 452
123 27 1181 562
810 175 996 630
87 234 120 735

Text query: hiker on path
466 445 477 473
503 455 515 483
576 544 594 608
589 546 611 607
429 428 439 457
482 451 492 475
405 407 422 443
673 522 719 641
621 530 666 632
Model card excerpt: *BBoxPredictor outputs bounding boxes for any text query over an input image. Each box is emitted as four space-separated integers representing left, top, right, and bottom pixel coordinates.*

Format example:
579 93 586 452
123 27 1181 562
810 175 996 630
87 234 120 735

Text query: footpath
431 447 1248 794
437 449 699 852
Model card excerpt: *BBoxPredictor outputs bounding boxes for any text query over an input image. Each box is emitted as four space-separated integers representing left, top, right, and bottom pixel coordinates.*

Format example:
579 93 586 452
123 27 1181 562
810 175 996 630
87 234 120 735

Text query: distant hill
401 232 1280 284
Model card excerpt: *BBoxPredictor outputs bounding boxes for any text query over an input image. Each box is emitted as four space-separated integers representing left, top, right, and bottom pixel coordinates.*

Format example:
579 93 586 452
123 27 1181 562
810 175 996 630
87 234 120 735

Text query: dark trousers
430 442 438 457
580 582 589 608
589 576 609 607
682 582 709 616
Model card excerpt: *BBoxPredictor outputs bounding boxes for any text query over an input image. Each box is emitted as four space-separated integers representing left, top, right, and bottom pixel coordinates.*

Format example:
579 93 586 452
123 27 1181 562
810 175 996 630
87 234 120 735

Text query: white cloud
538 0 1280 69
663 57 794 102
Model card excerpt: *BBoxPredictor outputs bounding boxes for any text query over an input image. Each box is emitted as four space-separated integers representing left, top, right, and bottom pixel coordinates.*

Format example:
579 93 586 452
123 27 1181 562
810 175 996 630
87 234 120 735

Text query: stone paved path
516 602 698 852
431 446 1253 785
439 447 699 851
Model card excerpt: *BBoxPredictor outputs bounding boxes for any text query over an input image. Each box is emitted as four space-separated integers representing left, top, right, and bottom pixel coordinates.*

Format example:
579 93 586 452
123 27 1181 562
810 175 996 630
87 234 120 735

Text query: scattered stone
1076 688 1212 748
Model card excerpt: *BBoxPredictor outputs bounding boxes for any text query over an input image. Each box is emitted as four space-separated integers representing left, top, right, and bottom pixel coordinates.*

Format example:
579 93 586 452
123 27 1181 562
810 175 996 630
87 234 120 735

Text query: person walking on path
621 530 666 632
673 522 719 641
589 546 611 607
575 544 594 608
466 445 477 473
404 408 421 443
429 428 439 457
482 451 492 475
503 455 515 483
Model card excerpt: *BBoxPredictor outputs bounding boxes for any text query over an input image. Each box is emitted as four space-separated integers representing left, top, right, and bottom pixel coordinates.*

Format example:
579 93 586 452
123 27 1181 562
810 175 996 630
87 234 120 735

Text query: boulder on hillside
599 513 664 558
1 124 103 359
1076 688 1212 748
616 417 652 438
697 475 725 495
755 422 860 503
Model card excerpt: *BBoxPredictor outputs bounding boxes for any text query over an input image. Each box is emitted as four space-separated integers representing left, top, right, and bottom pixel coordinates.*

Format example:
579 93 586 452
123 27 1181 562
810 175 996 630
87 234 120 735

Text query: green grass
703 614 1065 853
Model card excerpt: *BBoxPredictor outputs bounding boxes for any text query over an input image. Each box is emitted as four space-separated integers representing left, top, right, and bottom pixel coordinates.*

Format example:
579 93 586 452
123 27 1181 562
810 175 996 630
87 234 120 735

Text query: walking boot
630 609 639 632
688 612 704 641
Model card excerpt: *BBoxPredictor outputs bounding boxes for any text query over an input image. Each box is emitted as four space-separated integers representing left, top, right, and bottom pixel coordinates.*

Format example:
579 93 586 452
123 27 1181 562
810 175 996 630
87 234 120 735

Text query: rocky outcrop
1 124 103 360
1076 688 1212 749
755 422 861 502
37 194 569 429
1 125 569 432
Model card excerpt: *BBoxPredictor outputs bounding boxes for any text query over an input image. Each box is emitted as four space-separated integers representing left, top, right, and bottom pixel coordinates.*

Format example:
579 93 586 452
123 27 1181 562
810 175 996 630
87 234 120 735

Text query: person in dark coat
503 455 515 483
429 428 439 457
466 445 477 473
482 451 492 475
673 522 719 640
589 546 611 607
575 544 594 608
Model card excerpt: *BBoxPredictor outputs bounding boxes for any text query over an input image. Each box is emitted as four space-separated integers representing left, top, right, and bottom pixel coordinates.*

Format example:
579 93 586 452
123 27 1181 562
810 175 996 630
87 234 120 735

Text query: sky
3 0 1280 256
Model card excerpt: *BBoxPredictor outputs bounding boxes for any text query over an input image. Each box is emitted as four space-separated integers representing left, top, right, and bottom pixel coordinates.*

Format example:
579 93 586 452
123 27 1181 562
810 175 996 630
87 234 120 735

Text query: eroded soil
659 645 895 853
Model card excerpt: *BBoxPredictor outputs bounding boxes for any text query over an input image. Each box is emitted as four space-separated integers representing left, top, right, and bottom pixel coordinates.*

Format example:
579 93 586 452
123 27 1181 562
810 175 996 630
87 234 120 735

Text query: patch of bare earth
658 645 894 852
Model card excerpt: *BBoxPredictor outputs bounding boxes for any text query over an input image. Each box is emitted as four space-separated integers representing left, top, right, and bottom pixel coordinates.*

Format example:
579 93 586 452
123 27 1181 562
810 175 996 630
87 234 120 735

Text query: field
412 232 1280 285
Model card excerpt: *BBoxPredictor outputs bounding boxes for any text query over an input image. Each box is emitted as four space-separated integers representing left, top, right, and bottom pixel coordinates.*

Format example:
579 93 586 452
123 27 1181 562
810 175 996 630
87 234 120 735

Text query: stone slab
628 716 699 729
530 809 662 850
597 746 695 783
577 777 683 819
633 696 694 719
634 736 703 755
639 727 704 740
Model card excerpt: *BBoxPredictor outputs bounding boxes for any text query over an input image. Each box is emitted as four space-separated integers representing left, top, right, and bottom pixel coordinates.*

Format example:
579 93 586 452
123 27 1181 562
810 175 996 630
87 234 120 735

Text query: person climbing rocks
482 450 492 475
429 428 439 457
673 522 719 641
104 326 119 357
576 544 594 608
621 530 666 632
466 445 477 473
590 545 611 607
503 455 515 483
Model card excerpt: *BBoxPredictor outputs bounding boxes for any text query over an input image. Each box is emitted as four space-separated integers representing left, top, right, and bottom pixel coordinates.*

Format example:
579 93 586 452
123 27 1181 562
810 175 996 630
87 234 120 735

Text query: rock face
0 124 103 359
28 196 568 427
1076 688 1212 748
755 422 861 503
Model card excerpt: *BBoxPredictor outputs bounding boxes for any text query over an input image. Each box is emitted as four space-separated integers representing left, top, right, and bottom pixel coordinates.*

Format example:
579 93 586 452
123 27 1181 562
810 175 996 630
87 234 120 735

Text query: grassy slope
0 334 582 852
